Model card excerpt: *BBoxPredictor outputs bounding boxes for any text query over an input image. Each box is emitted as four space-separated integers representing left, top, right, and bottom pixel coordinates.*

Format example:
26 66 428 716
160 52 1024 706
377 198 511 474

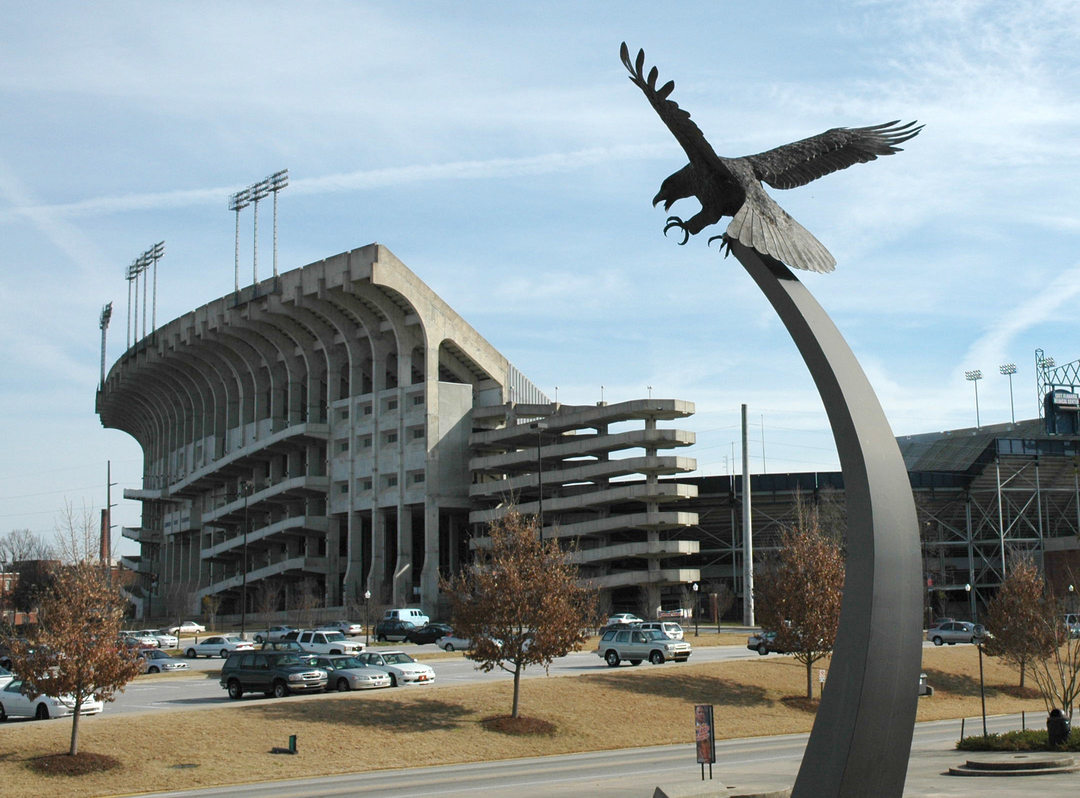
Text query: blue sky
3 1 1079 555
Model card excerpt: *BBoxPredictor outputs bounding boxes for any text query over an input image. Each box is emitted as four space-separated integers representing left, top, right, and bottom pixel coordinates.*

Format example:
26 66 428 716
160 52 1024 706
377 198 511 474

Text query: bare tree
254 579 284 636
161 579 198 626
53 501 98 565
441 510 598 718
8 562 143 755
293 578 322 628
0 528 53 563
201 594 222 631
754 494 845 699
1028 578 1080 719
982 556 1056 688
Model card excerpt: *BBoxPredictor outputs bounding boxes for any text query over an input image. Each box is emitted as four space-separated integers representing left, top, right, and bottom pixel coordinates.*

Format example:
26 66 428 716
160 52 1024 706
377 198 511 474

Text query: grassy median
0 645 1046 796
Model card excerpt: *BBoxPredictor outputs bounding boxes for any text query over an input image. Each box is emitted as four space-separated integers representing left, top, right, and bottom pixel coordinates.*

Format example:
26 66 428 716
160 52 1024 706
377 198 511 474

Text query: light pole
999 363 1017 424
964 370 983 429
692 582 700 637
99 302 112 388
229 187 251 295
364 589 371 646
269 169 288 281
239 480 254 639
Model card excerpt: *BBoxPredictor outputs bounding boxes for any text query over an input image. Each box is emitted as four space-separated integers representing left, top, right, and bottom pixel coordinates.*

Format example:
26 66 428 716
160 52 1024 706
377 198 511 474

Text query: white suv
596 628 692 666
295 630 365 655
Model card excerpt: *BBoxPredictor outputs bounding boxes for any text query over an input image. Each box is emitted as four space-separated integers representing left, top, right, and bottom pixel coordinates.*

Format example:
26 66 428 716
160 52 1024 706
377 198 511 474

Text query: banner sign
695 704 716 764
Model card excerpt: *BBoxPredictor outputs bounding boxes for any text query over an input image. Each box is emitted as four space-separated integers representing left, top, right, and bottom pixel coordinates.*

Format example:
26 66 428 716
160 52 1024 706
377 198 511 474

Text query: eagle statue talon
663 216 690 245
707 233 732 258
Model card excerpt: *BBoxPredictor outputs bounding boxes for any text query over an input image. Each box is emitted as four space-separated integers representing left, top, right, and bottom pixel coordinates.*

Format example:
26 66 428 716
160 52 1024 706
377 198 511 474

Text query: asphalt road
133 713 1076 797
109 642 764 717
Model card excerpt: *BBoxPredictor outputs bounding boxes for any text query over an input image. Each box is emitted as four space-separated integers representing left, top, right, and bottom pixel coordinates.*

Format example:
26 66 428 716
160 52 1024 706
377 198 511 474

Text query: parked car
382 608 430 627
308 654 393 691
323 620 364 636
294 629 364 655
0 665 13 690
596 627 692 666
167 621 206 635
0 679 104 720
185 635 254 658
926 620 984 646
122 630 160 648
144 629 179 649
747 630 785 655
219 651 328 699
435 634 473 652
374 619 416 642
1064 614 1080 638
636 621 684 640
253 626 297 644
357 650 436 686
138 649 189 674
606 613 644 625
405 623 454 645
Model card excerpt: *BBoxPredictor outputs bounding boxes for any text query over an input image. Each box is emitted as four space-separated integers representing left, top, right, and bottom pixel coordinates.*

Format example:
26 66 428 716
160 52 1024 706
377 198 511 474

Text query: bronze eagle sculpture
621 43 922 273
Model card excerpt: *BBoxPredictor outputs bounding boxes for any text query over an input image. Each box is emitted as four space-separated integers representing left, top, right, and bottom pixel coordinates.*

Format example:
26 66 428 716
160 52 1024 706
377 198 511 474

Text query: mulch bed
26 751 121 776
481 715 557 735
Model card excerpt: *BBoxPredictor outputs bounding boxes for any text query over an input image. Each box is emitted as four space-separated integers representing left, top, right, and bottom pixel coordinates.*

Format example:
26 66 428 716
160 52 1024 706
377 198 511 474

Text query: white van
382 608 430 627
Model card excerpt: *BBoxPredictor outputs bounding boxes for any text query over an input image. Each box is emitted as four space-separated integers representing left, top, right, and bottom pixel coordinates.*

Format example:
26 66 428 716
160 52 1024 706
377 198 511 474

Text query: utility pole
742 404 754 626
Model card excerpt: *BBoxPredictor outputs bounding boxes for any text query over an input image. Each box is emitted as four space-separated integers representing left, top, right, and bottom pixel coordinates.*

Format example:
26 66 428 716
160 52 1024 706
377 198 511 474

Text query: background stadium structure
96 245 702 619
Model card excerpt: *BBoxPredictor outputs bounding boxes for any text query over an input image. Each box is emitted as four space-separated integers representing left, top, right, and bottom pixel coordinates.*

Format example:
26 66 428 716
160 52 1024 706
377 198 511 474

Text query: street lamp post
965 582 977 623
364 589 371 646
999 363 1017 424
965 370 983 429
692 582 700 637
239 480 254 639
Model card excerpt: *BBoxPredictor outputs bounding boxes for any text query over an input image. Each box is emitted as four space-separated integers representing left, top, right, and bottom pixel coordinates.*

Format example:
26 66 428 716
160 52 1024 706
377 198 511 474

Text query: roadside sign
695 704 716 780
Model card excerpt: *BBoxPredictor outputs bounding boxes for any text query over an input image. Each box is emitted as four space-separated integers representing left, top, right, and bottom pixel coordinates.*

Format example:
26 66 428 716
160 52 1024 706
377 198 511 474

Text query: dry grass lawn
0 645 1046 796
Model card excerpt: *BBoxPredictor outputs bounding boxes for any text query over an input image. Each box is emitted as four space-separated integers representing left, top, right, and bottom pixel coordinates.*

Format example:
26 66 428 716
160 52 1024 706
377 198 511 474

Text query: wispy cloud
0 157 104 274
964 262 1080 367
0 145 666 224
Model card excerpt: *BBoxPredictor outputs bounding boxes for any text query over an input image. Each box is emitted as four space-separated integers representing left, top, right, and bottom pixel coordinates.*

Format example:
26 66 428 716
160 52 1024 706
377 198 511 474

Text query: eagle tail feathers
727 198 836 274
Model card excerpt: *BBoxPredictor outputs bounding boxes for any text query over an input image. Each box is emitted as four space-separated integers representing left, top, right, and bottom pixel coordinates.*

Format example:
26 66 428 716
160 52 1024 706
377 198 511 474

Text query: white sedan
184 635 253 658
435 634 472 652
0 679 103 721
324 620 365 636
144 629 179 649
168 621 207 635
309 655 392 691
357 650 436 686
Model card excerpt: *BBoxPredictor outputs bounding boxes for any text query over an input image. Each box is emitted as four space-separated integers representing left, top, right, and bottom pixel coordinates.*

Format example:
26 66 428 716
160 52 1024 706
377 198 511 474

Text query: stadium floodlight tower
145 241 165 331
269 169 288 281
999 363 1017 424
965 370 983 429
229 187 252 295
126 257 147 346
99 301 112 388
250 177 272 287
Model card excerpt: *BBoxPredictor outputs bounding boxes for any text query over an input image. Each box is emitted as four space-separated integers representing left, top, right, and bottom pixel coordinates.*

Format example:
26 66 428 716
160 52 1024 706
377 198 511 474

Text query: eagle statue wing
619 43 722 171
746 121 923 190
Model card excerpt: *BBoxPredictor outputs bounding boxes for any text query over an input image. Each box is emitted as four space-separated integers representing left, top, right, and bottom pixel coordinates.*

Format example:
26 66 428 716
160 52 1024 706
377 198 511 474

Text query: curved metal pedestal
732 242 922 798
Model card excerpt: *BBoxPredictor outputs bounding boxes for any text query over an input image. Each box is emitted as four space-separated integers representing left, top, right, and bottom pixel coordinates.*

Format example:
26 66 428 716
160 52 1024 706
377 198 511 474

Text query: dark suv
374 619 415 642
220 651 327 699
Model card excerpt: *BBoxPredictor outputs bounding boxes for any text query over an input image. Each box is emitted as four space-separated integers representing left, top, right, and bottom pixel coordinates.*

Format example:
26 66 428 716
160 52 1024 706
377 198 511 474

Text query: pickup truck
289 629 365 655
